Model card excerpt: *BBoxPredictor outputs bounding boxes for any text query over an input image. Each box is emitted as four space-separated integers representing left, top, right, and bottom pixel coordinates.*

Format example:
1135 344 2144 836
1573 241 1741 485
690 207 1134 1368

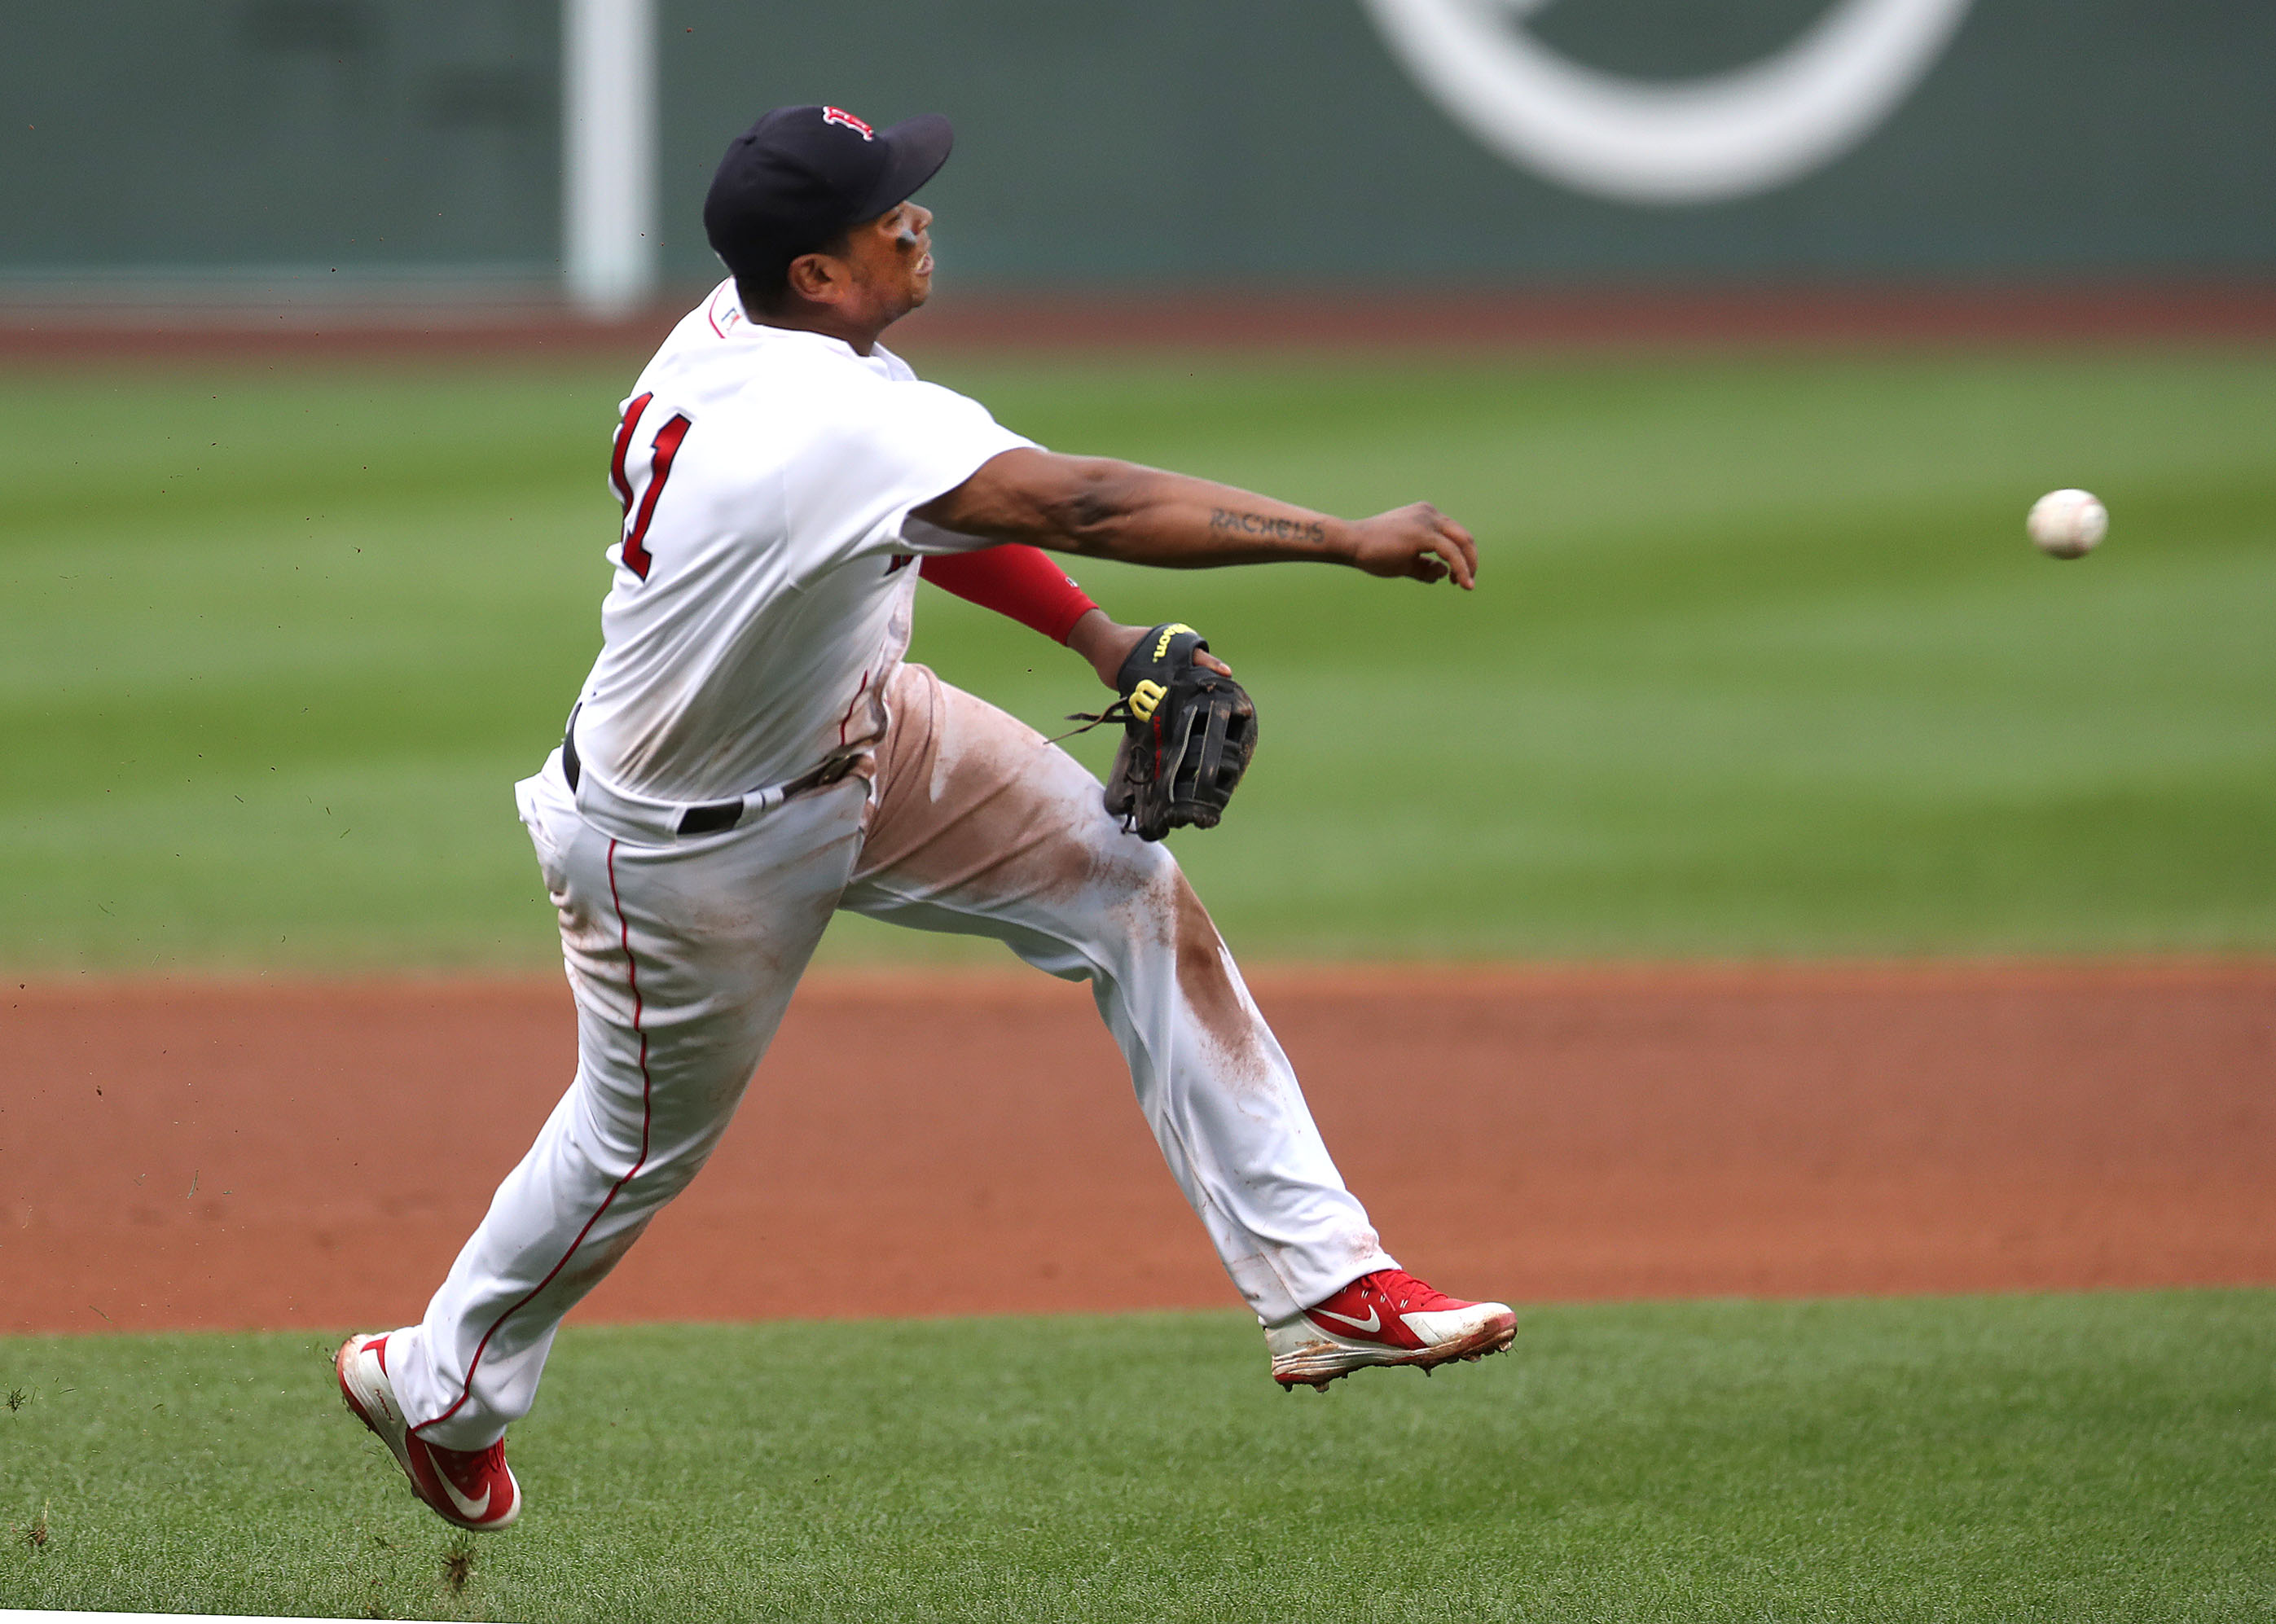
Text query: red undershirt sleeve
919 545 1100 645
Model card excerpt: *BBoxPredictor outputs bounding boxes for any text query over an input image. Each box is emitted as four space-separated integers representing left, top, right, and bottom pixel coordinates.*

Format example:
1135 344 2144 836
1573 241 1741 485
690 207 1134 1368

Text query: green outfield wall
7 1 561 283
6 0 2272 289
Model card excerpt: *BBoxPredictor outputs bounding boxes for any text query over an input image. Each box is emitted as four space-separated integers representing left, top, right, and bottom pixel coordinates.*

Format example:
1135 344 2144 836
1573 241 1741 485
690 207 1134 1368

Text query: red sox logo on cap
821 107 874 140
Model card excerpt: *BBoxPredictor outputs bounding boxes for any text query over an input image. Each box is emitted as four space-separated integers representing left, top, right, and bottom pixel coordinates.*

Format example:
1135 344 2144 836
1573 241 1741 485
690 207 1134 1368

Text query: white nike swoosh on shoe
1314 1306 1381 1334
430 1457 491 1521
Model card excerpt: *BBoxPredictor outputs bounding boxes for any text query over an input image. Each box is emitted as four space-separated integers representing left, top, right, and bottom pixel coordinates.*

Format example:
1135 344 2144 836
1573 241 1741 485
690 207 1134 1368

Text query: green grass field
3 1293 2271 1622
6 345 2272 1620
2 346 2271 970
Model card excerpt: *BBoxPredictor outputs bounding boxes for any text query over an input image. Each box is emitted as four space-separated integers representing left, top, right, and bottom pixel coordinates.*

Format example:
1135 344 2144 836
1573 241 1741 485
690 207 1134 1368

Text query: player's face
842 201 935 318
777 201 936 345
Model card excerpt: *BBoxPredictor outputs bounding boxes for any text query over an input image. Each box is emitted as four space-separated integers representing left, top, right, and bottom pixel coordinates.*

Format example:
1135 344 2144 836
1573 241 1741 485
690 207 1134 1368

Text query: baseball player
337 103 1514 1532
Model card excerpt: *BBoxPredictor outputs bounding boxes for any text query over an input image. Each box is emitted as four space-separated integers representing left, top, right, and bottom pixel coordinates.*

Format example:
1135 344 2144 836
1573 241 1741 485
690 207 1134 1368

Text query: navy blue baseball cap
703 104 953 289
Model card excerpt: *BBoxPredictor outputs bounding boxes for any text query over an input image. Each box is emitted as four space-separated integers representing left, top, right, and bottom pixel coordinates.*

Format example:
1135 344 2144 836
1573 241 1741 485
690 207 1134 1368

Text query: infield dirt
3 963 2270 1336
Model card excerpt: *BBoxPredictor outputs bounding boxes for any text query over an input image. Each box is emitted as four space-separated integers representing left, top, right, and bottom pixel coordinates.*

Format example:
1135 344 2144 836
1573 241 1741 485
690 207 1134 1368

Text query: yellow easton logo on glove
1153 623 1196 661
1129 678 1168 721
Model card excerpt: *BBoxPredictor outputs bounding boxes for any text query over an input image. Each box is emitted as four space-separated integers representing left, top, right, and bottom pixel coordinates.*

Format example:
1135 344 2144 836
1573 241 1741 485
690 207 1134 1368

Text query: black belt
563 712 858 837
675 793 749 836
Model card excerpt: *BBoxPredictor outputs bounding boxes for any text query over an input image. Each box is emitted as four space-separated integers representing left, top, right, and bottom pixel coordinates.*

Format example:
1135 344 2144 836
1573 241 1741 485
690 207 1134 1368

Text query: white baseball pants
387 663 1393 1450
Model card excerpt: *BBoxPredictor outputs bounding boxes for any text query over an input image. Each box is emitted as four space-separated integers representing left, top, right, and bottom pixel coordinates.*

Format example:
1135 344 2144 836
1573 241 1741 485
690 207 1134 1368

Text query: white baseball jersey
570 279 1037 805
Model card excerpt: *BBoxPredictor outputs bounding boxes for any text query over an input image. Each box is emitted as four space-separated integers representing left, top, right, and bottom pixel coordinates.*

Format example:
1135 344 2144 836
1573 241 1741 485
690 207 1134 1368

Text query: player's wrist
1323 517 1366 569
1066 610 1145 690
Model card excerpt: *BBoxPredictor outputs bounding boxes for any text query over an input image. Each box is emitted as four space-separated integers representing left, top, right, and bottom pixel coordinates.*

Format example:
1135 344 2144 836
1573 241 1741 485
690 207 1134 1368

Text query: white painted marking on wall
1360 0 1976 204
564 0 658 317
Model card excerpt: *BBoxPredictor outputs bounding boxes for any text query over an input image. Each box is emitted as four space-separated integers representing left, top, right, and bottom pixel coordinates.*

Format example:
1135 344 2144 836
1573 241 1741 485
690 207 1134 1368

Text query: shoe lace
1361 1267 1456 1315
433 1437 507 1489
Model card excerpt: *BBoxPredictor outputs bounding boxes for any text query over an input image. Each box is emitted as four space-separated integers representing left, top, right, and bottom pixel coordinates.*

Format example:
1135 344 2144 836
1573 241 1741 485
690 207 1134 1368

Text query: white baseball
2027 489 2107 559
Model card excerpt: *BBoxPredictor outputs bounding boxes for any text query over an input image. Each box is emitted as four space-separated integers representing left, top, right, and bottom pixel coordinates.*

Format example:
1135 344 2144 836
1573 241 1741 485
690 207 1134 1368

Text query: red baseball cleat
1265 1268 1517 1390
336 1332 521 1530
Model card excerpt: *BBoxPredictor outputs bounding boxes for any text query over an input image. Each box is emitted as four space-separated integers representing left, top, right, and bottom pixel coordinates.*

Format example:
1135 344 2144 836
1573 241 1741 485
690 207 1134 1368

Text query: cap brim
852 113 954 222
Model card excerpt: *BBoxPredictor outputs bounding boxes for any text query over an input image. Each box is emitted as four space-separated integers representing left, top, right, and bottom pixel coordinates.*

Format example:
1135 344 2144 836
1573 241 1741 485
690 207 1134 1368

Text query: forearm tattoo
1210 507 1326 544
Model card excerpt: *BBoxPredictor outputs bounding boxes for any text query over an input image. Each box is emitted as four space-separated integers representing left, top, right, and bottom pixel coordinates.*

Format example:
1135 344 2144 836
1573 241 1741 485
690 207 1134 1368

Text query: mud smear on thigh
863 670 1272 1086
1172 872 1272 1088
874 764 1094 905
859 672 1123 911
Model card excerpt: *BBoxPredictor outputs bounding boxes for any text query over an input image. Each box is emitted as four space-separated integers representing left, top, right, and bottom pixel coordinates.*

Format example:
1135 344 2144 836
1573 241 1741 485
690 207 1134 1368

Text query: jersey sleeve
786 379 1039 564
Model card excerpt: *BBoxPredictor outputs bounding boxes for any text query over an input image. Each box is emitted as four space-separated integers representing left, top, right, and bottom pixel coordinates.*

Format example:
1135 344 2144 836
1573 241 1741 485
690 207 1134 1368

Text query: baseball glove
1082 622 1258 842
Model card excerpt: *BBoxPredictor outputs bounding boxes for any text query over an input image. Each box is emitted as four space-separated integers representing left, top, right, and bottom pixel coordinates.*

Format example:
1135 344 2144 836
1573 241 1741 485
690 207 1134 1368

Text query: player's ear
784 251 844 305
